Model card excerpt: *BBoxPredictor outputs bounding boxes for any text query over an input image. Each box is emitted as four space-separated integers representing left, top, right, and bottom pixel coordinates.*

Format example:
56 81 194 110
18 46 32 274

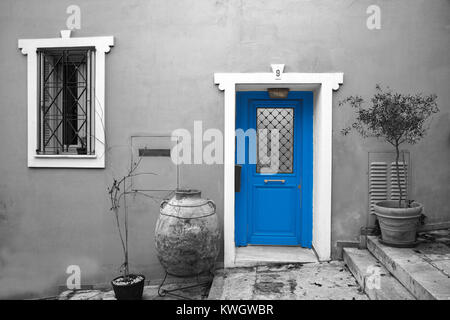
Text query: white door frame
214 66 343 267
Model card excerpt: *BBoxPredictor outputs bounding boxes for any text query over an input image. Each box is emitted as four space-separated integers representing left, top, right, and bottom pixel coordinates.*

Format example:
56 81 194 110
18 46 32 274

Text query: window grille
256 107 294 173
37 47 95 155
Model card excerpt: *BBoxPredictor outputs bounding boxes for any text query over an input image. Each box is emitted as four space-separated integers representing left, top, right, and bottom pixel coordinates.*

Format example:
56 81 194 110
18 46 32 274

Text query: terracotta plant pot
111 274 145 300
373 200 423 247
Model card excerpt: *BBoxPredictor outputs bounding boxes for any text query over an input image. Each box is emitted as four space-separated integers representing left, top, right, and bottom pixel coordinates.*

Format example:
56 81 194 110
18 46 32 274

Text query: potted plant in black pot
107 160 146 300
339 85 438 247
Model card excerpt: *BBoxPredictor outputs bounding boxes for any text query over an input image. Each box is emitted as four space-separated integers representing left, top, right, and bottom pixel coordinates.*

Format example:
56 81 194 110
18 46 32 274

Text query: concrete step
343 247 415 300
208 268 257 300
235 246 318 267
367 236 450 300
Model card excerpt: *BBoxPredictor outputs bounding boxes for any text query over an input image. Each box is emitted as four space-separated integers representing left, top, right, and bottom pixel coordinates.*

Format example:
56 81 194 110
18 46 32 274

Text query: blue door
235 91 313 247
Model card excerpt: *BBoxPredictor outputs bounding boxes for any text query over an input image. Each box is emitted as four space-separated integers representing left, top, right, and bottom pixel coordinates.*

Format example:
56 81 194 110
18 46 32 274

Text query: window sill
29 154 104 168
34 154 97 159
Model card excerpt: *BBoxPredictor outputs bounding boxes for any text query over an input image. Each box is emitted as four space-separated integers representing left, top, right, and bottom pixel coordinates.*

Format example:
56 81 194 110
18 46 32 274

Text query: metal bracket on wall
130 135 180 193
138 148 171 157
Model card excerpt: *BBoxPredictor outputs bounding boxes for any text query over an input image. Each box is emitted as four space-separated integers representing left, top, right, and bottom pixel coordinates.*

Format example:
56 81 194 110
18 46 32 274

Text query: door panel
253 185 297 236
235 91 313 248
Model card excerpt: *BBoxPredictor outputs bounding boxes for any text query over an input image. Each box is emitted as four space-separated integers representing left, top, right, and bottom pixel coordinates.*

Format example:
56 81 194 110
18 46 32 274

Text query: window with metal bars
37 47 95 155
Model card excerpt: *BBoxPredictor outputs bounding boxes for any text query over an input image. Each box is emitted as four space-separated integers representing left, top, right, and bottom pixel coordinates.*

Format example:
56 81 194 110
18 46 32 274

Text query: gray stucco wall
0 0 449 298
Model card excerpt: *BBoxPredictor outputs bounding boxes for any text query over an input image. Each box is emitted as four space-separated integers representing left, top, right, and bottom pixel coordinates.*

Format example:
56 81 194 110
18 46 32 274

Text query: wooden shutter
369 161 388 214
369 152 410 214
390 161 408 201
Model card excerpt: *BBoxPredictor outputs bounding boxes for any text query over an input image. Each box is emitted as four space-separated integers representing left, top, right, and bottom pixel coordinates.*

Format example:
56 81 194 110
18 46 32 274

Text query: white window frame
19 31 114 168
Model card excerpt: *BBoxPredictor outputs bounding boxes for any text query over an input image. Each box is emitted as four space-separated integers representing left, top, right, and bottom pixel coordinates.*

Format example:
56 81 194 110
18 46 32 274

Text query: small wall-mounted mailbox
138 148 171 157
267 88 290 99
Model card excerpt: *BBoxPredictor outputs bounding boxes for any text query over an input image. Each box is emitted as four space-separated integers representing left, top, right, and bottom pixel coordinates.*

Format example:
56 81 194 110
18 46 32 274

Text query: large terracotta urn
155 189 220 277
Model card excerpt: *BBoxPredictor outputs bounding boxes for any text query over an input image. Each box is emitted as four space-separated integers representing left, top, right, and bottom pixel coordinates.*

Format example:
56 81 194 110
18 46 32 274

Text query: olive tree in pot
339 85 438 247
107 159 150 300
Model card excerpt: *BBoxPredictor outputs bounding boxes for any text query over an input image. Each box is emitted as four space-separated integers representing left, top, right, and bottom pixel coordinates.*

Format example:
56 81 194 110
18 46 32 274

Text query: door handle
264 179 285 184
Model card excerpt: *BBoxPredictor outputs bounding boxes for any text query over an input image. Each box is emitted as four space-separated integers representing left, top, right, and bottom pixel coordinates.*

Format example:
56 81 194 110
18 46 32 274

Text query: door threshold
234 245 318 267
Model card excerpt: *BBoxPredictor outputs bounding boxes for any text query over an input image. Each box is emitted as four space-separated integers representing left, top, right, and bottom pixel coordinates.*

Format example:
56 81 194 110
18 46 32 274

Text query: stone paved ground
416 229 450 278
56 229 450 300
59 276 212 300
208 261 368 300
59 284 209 300
58 261 367 300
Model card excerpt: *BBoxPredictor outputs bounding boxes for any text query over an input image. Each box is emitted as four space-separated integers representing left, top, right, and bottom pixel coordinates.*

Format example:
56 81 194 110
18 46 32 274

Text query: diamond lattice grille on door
256 108 294 173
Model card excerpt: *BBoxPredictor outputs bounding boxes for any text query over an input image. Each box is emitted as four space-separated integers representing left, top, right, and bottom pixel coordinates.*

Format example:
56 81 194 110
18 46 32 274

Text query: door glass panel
256 107 294 174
